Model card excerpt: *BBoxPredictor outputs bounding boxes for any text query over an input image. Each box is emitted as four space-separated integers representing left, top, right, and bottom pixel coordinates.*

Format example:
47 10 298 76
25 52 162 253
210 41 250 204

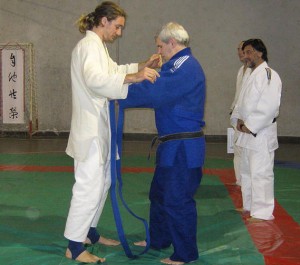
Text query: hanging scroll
1 49 25 124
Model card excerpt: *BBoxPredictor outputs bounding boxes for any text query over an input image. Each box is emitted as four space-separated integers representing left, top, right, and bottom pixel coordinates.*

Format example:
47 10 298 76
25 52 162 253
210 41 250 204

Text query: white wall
1 0 299 136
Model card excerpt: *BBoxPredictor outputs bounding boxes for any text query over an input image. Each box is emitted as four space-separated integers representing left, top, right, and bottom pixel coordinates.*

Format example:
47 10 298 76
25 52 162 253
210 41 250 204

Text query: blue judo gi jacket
119 47 206 168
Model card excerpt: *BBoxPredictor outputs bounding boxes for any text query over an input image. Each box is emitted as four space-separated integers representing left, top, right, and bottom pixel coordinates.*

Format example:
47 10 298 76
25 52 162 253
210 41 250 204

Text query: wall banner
1 49 25 124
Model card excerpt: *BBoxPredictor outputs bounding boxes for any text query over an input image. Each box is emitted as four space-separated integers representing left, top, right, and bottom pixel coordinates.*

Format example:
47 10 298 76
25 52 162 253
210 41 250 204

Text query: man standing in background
231 39 282 222
230 41 251 186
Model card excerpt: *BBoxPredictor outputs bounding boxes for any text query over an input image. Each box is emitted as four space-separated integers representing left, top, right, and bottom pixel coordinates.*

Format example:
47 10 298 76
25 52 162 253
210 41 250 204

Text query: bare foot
65 248 105 263
160 258 184 265
99 236 120 246
228 182 240 186
235 208 250 213
247 217 265 223
84 236 120 246
133 240 147 247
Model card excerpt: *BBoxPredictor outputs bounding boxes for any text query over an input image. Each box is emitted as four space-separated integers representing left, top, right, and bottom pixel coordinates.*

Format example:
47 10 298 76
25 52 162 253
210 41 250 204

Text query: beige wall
1 0 299 136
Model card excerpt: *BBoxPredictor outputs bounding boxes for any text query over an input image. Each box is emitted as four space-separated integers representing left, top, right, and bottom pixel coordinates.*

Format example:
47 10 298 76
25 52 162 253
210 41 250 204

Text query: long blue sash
109 100 150 258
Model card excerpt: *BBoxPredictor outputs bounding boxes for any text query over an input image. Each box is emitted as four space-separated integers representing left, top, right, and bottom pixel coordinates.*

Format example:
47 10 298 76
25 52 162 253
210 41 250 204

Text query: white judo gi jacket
66 30 138 162
230 66 251 112
231 61 282 151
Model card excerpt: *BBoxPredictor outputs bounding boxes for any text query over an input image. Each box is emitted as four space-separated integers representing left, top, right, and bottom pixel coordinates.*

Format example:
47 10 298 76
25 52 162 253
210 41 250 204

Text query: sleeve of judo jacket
118 56 205 110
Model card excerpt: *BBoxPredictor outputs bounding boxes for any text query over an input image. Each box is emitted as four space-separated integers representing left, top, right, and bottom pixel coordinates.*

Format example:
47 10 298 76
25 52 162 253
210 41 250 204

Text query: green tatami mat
0 153 299 264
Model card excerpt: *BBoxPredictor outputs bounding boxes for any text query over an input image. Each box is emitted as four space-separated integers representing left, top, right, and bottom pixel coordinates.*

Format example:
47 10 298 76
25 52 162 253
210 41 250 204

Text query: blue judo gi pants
149 144 202 262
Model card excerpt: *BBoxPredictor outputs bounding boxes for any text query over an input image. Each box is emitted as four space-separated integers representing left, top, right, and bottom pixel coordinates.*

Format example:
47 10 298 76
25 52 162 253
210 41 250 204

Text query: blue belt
109 100 150 258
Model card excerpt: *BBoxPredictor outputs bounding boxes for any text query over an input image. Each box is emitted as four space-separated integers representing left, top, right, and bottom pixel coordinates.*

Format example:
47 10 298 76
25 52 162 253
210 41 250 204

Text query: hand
144 54 162 69
137 54 162 71
237 119 251 134
241 124 251 134
137 67 160 83
237 119 244 132
124 67 160 84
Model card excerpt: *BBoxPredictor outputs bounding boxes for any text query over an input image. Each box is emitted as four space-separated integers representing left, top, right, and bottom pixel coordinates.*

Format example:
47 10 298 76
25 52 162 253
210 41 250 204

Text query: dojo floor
0 137 299 265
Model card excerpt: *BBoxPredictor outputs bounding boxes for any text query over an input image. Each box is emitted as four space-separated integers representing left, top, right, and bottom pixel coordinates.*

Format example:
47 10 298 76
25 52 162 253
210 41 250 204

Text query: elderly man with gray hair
119 22 206 265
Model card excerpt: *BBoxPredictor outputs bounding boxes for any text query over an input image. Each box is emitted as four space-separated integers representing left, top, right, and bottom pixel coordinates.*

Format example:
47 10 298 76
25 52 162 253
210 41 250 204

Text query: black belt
251 118 277 137
158 131 204 142
148 131 204 159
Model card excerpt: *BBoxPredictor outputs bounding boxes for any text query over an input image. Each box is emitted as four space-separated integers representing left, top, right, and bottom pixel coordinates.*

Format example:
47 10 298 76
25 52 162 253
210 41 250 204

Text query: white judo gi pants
240 146 275 220
233 130 242 186
64 139 111 242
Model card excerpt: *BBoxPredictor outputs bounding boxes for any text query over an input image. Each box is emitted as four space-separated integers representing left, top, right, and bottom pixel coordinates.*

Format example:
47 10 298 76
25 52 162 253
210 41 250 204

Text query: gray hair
157 22 189 46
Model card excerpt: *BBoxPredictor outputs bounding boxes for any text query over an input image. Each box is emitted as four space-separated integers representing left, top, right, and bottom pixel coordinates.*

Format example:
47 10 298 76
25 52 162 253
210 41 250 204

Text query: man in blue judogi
119 22 206 265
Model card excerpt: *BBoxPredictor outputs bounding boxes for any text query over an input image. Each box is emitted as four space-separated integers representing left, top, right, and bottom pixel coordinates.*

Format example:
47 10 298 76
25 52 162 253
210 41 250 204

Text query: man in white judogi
231 39 282 222
230 41 251 186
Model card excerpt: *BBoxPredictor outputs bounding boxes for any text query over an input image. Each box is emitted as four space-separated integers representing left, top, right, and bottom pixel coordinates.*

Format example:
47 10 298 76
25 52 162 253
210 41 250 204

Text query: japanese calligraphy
10 53 16 67
8 72 17 82
9 89 17 99
9 107 18 119
1 49 25 124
